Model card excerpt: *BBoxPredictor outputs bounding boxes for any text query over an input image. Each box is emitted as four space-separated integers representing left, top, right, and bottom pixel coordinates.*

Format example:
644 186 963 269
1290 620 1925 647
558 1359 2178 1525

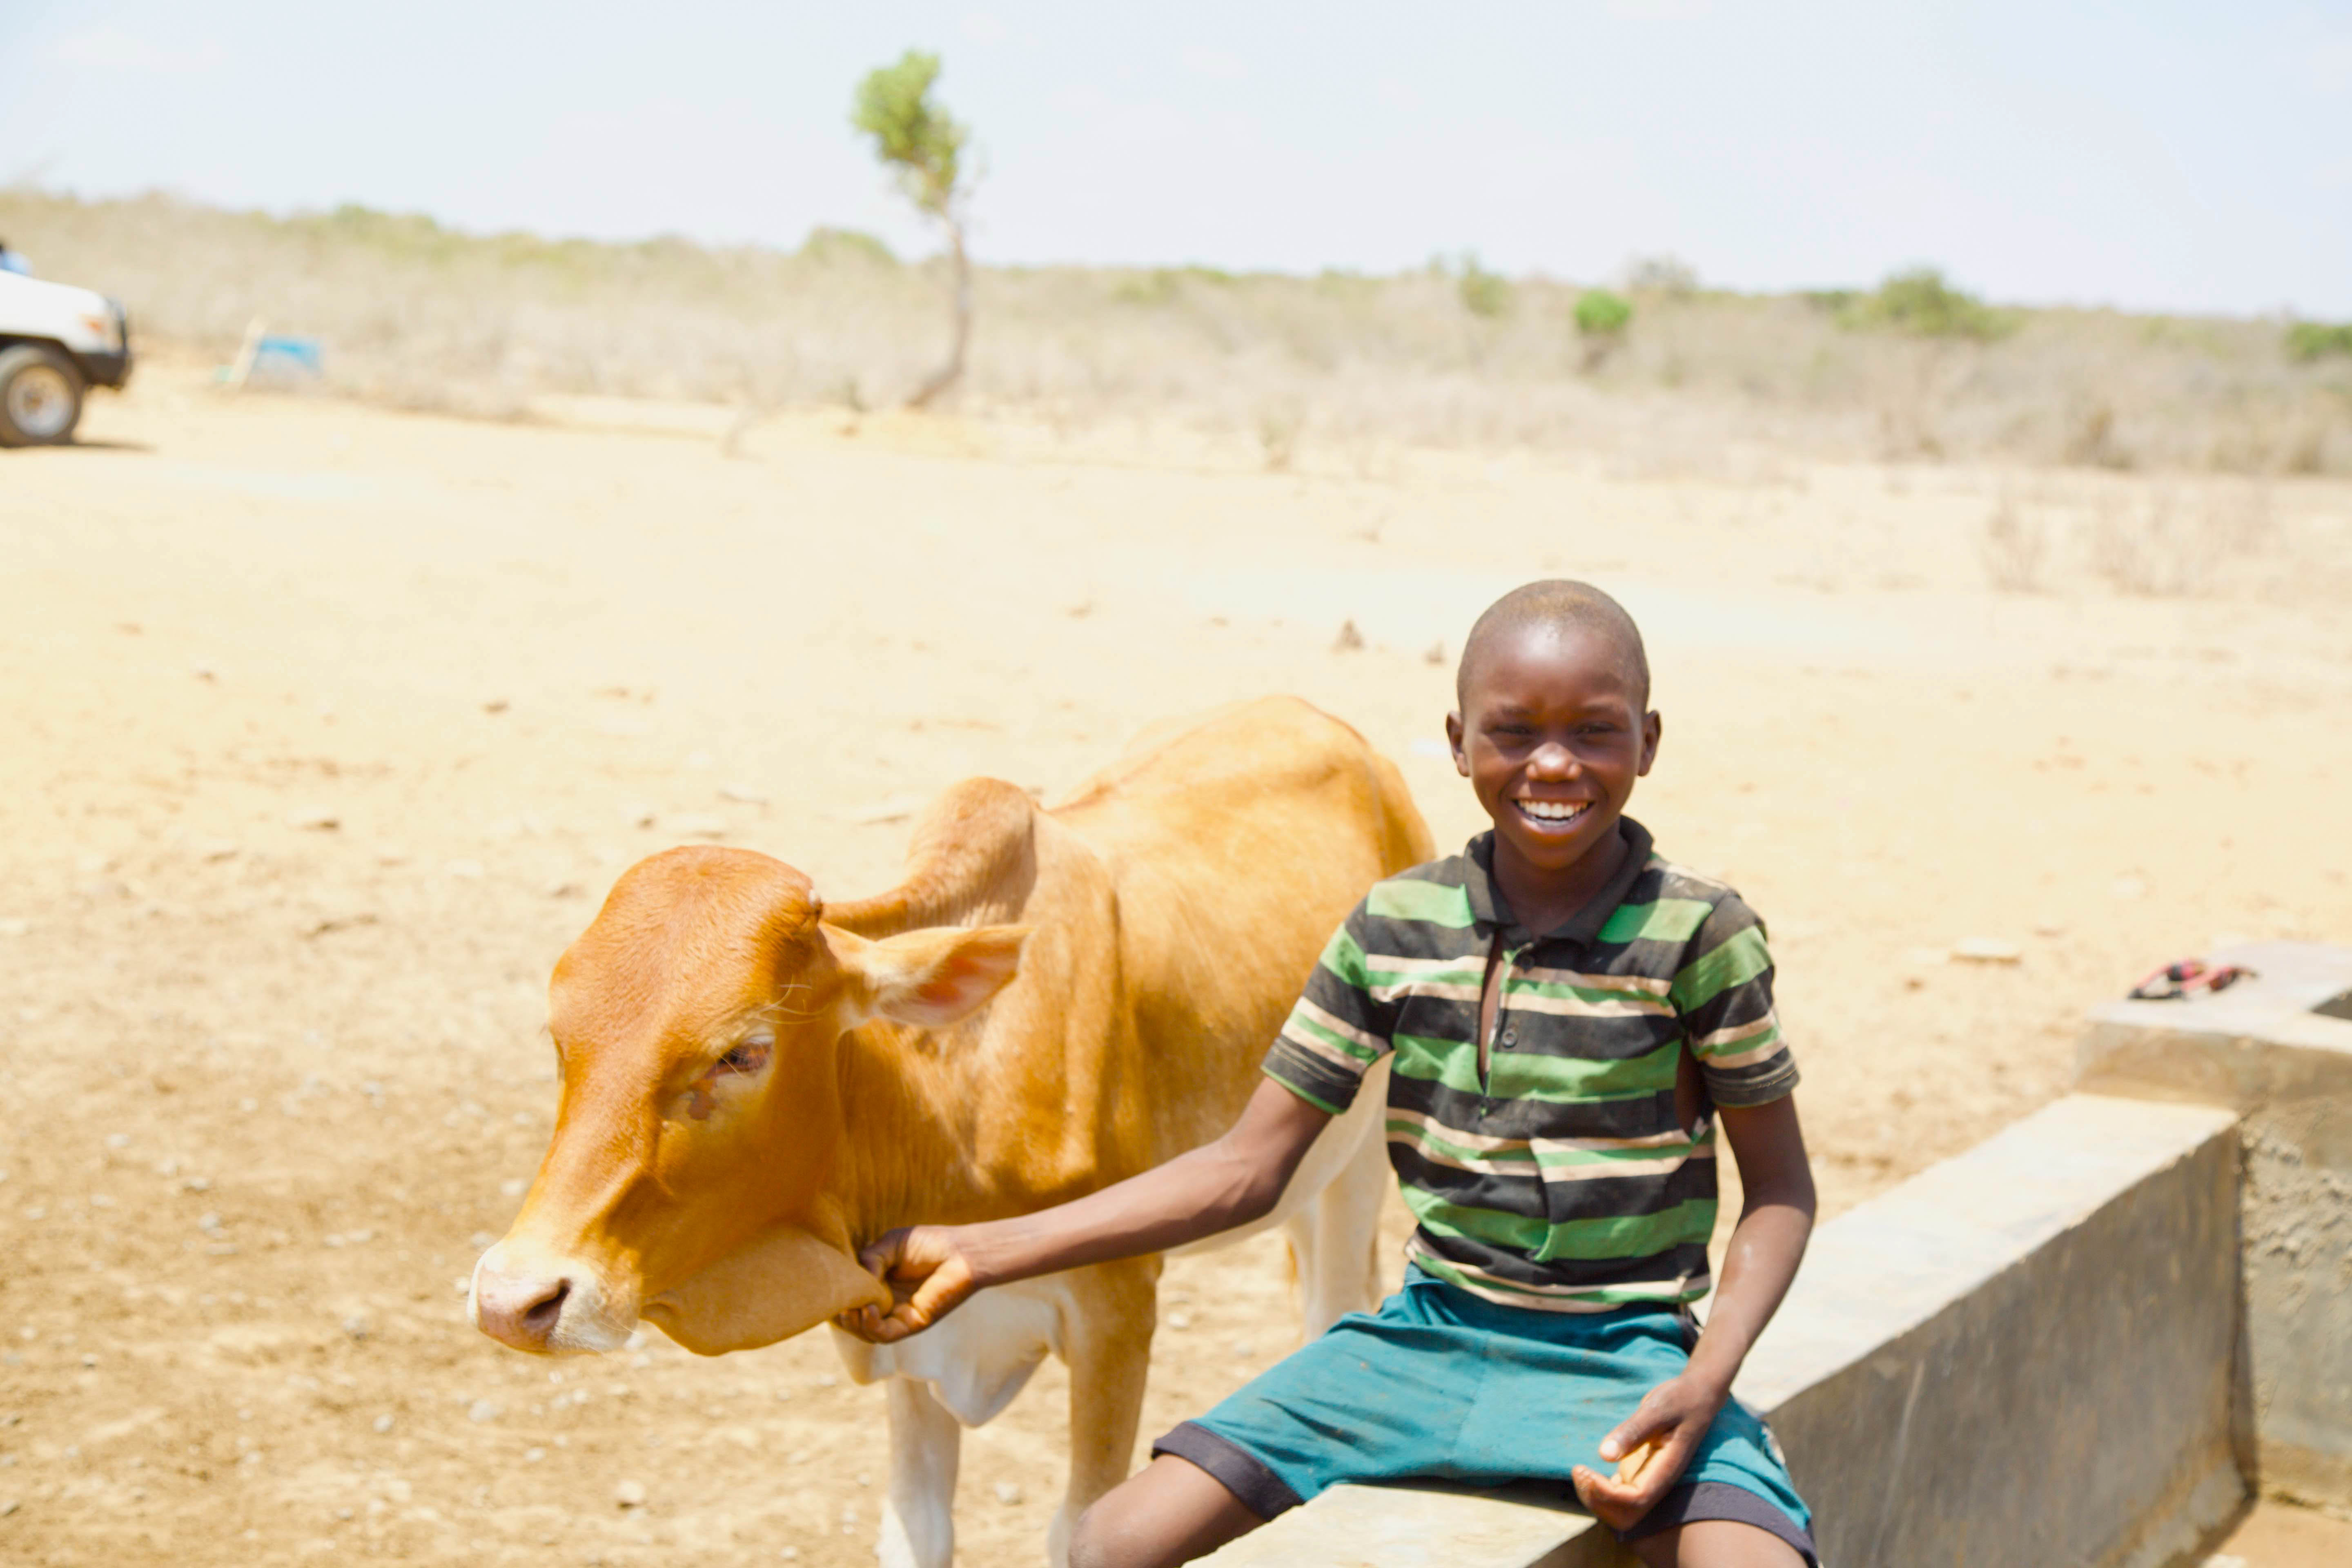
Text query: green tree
1454 252 1513 319
1573 289 1633 370
2285 321 2352 362
1841 267 2011 340
1574 289 1633 336
851 50 977 407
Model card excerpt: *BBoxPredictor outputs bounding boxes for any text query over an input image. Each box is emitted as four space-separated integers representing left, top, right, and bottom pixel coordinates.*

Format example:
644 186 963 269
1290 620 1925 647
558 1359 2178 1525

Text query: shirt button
1501 1029 1518 1047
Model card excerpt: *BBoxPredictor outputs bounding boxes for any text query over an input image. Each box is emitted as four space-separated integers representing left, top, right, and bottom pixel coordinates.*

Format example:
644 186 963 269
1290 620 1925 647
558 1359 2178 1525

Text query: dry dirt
3 365 2350 1566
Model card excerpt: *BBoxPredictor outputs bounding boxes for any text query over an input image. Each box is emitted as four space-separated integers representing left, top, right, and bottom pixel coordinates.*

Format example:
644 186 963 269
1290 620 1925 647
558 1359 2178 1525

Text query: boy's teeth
1519 800 1585 821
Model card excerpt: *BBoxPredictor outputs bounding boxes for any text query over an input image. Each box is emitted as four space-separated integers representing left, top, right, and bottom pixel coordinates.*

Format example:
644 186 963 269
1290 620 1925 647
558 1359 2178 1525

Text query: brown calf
470 697 1430 1566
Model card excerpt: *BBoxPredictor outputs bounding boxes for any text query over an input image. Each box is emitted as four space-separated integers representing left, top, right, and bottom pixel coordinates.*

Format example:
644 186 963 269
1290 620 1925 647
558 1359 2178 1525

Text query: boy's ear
828 924 1030 1029
1445 712 1470 777
1638 711 1664 776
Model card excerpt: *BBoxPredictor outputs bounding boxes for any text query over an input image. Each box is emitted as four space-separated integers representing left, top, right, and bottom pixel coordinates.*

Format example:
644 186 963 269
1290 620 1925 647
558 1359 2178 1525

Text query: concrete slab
2079 942 2352 1508
1203 1095 2241 1568
1762 1094 2244 1568
1196 1479 1623 1568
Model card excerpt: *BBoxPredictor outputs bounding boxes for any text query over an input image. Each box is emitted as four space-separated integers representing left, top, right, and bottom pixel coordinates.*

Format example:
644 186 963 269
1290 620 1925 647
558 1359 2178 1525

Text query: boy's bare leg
1627 1519 1808 1568
1066 1455 1266 1568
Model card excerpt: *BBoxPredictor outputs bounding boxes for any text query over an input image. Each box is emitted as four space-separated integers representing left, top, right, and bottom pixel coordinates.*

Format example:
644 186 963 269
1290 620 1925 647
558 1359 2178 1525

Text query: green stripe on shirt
1409 1194 1717 1261
1284 1005 1384 1064
1389 1033 1682 1101
1320 924 1377 989
1671 924 1773 1013
1367 878 1477 928
1598 896 1715 945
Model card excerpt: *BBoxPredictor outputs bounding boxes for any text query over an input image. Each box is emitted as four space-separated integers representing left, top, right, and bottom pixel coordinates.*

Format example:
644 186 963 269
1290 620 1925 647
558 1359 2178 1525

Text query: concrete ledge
1203 1095 2242 1568
2079 941 2352 1509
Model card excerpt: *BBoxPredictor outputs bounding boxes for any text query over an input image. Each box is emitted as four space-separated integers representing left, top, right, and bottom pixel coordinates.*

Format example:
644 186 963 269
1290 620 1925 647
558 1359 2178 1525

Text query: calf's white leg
1282 1134 1388 1337
877 1376 962 1568
1281 1063 1392 1336
1051 1257 1160 1568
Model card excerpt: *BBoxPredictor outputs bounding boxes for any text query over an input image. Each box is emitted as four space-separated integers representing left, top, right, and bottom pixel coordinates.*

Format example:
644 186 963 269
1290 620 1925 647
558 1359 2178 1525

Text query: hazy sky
4 1 2348 316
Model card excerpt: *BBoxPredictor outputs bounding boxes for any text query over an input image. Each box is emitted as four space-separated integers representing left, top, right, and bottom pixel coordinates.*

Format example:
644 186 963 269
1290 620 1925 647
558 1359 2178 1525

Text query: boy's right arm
837 1077 1333 1344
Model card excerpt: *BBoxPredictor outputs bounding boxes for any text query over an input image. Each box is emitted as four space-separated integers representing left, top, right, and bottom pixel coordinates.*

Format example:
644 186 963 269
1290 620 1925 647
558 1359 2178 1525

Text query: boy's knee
1067 1487 1218 1568
1068 1456 1265 1568
1065 1498 1138 1568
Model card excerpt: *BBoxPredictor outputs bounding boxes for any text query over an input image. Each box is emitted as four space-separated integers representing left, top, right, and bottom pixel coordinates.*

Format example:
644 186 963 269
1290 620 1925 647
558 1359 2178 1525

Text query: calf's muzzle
468 1242 631 1355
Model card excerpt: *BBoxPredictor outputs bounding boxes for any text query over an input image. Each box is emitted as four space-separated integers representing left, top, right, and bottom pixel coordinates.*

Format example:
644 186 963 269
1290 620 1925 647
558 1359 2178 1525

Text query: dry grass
1978 491 2051 592
1969 472 2335 603
2084 484 2281 598
9 187 2352 477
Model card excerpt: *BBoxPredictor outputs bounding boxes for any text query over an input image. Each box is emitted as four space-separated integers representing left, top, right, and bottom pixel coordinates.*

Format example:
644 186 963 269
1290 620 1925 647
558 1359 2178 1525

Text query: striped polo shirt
1262 819 1799 1312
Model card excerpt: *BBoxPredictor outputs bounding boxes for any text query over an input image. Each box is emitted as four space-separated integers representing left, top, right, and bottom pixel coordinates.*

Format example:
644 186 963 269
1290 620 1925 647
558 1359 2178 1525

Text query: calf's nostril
521 1279 570 1333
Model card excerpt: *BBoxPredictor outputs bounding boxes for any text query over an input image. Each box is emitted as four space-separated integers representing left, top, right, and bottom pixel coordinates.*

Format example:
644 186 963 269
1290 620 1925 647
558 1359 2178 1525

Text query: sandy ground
3 366 2350 1567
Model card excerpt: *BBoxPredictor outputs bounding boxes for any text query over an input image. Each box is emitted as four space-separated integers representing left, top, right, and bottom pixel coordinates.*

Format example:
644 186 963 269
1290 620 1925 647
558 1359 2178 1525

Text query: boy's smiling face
1447 621 1662 901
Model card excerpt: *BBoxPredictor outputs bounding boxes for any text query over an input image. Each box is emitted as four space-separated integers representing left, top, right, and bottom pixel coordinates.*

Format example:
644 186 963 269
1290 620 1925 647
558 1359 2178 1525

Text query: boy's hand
835 1226 980 1344
1568 1372 1727 1531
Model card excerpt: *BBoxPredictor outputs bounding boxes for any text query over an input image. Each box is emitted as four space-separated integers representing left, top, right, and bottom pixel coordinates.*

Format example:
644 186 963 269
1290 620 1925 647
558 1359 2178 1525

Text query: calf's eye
716 1040 771 1077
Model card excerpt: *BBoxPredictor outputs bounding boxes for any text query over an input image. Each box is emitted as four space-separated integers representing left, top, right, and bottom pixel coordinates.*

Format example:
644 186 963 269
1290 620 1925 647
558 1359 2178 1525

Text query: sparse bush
1624 255 1698 295
1842 268 2012 341
2278 423 2327 475
1575 289 1634 337
2088 492 2188 595
1574 289 1633 371
2285 321 2352 362
1875 393 1944 460
1978 493 2049 592
800 227 896 266
1454 253 1513 319
2062 399 2131 469
1111 269 1182 307
2087 485 2277 597
1258 405 1301 471
1108 265 1234 307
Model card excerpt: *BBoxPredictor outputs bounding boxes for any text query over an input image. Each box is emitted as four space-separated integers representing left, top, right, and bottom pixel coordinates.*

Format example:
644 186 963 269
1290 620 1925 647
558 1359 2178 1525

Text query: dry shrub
1978 492 2051 592
2062 400 2131 469
2278 423 2327 475
2087 492 2189 596
1257 403 1302 472
2085 483 2281 597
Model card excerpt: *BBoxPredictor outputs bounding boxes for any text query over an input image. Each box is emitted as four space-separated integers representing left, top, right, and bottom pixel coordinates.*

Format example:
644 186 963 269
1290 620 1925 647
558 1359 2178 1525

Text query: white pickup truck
0 259 132 446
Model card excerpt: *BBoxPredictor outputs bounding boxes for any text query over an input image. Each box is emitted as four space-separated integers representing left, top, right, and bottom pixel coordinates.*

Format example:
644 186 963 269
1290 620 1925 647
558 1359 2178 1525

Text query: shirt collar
1462 816 1655 948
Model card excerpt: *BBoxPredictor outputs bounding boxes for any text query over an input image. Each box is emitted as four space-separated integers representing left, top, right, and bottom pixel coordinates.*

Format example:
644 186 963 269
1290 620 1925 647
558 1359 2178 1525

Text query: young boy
841 581 1818 1568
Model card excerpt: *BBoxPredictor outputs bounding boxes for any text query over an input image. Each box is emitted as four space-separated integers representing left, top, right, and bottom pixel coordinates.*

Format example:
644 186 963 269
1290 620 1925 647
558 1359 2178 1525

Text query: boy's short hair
1456 581 1651 709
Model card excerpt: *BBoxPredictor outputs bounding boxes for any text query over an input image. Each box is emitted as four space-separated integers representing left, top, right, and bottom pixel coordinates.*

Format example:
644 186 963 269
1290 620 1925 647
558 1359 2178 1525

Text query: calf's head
469 844 1025 1357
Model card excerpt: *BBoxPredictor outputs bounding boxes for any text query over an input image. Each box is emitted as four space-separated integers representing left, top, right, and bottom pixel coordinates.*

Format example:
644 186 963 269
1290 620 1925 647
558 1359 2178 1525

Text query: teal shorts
1153 1267 1815 1561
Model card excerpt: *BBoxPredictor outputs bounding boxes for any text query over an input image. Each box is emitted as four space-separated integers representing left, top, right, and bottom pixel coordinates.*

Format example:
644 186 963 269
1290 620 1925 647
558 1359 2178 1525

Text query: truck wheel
0 345 85 447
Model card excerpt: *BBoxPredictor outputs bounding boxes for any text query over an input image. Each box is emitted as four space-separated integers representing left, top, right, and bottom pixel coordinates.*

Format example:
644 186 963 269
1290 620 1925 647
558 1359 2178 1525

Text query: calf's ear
831 924 1030 1029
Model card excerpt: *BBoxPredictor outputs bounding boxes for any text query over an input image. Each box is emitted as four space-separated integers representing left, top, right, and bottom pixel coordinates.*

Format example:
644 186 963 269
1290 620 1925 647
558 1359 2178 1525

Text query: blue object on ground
253 336 325 376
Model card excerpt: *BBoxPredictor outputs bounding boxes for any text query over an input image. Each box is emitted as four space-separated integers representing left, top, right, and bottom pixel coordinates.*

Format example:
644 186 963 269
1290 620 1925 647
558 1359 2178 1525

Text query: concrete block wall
2078 940 2352 1509
1203 1095 2243 1568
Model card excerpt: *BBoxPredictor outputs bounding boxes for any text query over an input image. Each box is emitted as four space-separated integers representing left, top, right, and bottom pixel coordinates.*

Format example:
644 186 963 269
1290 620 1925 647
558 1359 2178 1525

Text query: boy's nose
1528 742 1577 776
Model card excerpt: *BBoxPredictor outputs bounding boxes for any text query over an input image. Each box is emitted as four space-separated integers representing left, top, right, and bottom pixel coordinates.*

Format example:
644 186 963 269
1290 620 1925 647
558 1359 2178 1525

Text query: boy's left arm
1570 1094 1816 1530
